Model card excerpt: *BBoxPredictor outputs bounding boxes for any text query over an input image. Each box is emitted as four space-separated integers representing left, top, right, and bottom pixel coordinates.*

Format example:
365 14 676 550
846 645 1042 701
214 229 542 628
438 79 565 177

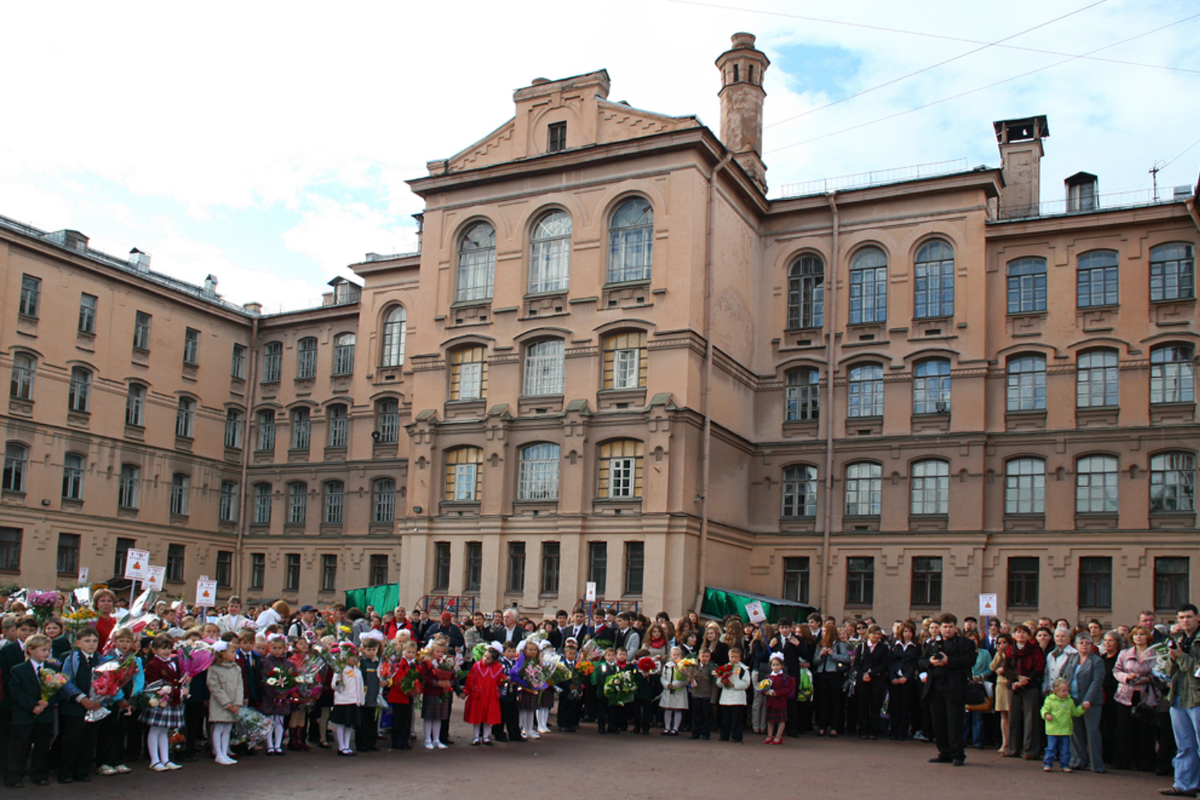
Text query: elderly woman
1068 633 1106 773
1099 630 1123 766
1112 625 1160 772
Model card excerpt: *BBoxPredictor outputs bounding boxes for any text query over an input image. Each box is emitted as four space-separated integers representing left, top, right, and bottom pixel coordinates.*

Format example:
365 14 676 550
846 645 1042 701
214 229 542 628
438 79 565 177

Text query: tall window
598 439 643 499
1150 344 1194 404
518 443 560 501
327 404 348 448
781 464 817 518
1007 257 1047 313
784 369 820 422
547 121 567 153
291 408 311 449
370 554 389 586
133 311 152 350
112 538 135 578
252 411 274 452
1076 455 1119 513
377 399 399 443
1150 243 1195 302
56 533 80 575
913 358 951 414
911 556 943 606
249 553 265 589
0 528 20 571
434 542 451 591
262 342 282 382
224 409 244 449
1155 557 1190 611
529 211 572 293
219 480 237 522
465 542 483 592
68 367 91 412
846 557 874 605
1008 557 1039 607
10 352 35 400
624 541 645 595
373 478 396 523
296 337 318 379
588 542 607 596
450 346 487 401
333 333 355 375
175 397 195 437
381 307 407 367
845 462 882 516
19 275 41 317
253 483 272 524
170 473 190 516
1150 452 1195 512
231 343 246 379
456 222 496 302
1077 250 1119 308
444 447 483 502
216 551 233 588
125 384 145 425
2 443 27 492
1005 458 1045 515
183 328 200 365
323 481 344 524
848 363 883 417
541 542 561 595
523 339 565 396
786 255 823 329
1006 354 1046 411
78 293 97 333
288 482 308 524
118 464 140 509
1077 350 1119 407
166 544 185 583
910 460 949 515
782 557 810 603
914 239 954 318
62 452 84 500
603 331 647 390
607 198 653 283
1079 556 1112 609
848 247 887 324
285 553 301 591
507 542 526 593
322 555 338 592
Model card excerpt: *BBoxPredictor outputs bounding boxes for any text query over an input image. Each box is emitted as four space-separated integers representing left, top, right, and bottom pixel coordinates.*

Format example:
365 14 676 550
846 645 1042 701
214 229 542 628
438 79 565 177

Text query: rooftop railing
778 158 971 198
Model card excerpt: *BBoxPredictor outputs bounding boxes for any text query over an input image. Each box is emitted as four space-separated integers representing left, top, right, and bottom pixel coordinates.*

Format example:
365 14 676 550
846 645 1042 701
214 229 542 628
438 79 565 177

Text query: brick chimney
994 116 1049 219
716 33 769 194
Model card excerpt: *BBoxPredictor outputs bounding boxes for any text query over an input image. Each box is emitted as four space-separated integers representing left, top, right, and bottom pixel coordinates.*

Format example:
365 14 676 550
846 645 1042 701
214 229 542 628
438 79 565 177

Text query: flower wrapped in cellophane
129 680 172 711
603 670 636 705
230 706 273 747
176 641 215 679
84 653 139 722
62 607 97 639
508 651 550 692
38 668 68 701
539 649 574 686
28 590 60 625
674 657 698 683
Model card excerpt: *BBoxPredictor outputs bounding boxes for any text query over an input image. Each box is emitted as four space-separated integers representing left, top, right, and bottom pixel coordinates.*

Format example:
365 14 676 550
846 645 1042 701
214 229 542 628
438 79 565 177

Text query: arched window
175 397 196 437
911 460 949 515
781 464 817 517
1150 344 1194 404
787 255 823 330
445 447 484 501
1077 350 1118 407
1076 455 1118 513
849 247 887 324
376 399 399 444
524 339 565 396
10 352 35 400
68 367 91 412
291 407 311 449
529 211 572 293
288 482 308 524
518 443 560 501
126 384 146 426
327 404 348 448
598 439 643 499
253 482 272 524
224 408 244 449
323 480 344 524
845 462 882 516
607 198 653 284
913 358 951 414
1005 458 1045 515
848 363 883 417
1006 354 1046 411
456 222 496 303
1150 452 1195 512
785 368 820 422
333 333 355 375
2 442 28 492
64 456 89 502
1150 243 1194 302
1007 257 1047 313
450 346 487 400
381 307 407 367
1077 250 1119 308
262 341 283 382
373 478 396 522
296 337 318 379
914 239 954 318
170 473 190 516
118 464 140 509
218 481 238 522
603 331 647 390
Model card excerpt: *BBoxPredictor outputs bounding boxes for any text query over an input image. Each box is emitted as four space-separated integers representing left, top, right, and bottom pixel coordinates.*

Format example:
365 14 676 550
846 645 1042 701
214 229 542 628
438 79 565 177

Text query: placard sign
145 566 166 591
195 579 218 608
585 582 597 602
745 600 767 624
978 593 998 618
124 549 151 580
77 567 89 585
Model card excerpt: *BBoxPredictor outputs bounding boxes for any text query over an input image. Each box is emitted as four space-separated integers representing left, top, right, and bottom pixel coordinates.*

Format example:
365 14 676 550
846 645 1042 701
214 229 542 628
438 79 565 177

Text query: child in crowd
557 641 582 732
1041 677 1087 772
206 641 244 766
717 646 750 743
514 639 545 740
419 640 456 749
97 627 142 775
386 641 419 751
6 633 57 787
259 633 293 756
287 636 311 751
463 644 504 746
58 627 104 783
142 633 187 771
594 647 621 734
496 642 522 743
631 655 660 735
659 646 689 736
330 643 364 756
762 653 795 745
689 648 716 740
356 636 382 752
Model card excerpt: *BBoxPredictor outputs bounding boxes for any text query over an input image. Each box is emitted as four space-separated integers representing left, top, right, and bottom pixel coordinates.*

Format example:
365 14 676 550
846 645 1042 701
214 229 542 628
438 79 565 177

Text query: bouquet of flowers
603 670 636 705
397 665 423 697
62 607 97 639
578 639 608 663
176 641 215 679
85 653 139 722
130 680 173 711
1147 642 1173 683
311 641 350 673
382 637 409 663
509 651 550 692
714 663 735 688
103 588 160 655
574 660 595 680
38 668 68 701
230 706 273 747
796 668 813 702
168 729 187 762
756 678 773 692
265 664 298 694
27 590 59 625
674 657 697 683
291 657 325 706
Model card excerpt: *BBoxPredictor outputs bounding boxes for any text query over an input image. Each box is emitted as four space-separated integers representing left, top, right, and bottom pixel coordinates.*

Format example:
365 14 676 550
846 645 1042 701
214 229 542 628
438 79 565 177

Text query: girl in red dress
762 653 795 745
463 645 504 746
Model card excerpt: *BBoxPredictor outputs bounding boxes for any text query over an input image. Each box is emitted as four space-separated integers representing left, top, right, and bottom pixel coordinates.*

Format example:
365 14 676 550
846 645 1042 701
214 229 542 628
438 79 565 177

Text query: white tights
211 723 233 759
423 719 442 745
519 709 535 735
664 709 683 732
268 715 286 751
147 726 172 766
536 707 550 730
472 722 489 742
332 723 354 753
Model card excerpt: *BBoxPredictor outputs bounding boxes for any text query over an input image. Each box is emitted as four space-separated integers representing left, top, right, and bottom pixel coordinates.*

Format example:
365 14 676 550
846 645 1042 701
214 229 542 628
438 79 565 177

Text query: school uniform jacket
9 660 57 725
855 640 891 682
59 650 102 717
0 639 25 709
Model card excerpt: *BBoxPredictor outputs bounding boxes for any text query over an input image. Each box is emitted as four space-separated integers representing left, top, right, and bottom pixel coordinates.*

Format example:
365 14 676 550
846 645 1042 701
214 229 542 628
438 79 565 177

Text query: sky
1 1 1197 311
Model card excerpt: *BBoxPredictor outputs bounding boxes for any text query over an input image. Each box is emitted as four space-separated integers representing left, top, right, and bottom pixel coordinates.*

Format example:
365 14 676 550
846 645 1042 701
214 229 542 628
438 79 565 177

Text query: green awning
701 586 818 625
344 583 400 614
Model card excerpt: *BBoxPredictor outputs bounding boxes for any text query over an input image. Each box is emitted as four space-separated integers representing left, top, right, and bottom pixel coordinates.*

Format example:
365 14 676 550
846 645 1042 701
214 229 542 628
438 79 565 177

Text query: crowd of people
1 586 1199 798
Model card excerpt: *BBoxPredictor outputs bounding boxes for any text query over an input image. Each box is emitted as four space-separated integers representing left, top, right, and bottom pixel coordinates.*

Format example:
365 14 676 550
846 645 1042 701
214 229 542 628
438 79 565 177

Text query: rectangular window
1078 556 1112 609
848 267 887 324
118 468 139 509
215 550 233 588
62 454 84 500
170 474 190 516
262 343 282 383
10 353 35 400
323 483 344 523
1150 244 1195 302
548 121 567 153
321 554 337 592
608 457 635 499
56 533 80 576
846 556 874 606
288 484 307 524
377 401 399 443
465 541 483 592
183 328 200 364
125 385 145 426
434 542 451 592
291 410 311 450
911 556 943 606
782 556 810 604
257 411 276 451
166 543 185 583
250 553 265 590
18 275 40 318
623 541 644 596
507 542 525 593
1007 259 1047 314
327 407 348 448
370 554 389 586
373 479 396 523
588 542 607 597
224 411 243 449
541 542 561 595
113 537 135 579
284 553 301 591
458 361 483 401
1155 557 1190 612
1007 556 1039 608
254 484 272 524
78 293 97 333
914 260 954 318
133 311 152 350
219 480 238 522
231 344 246 379
523 340 565 396
297 339 317 379
333 337 355 376
613 349 639 390
0 527 21 571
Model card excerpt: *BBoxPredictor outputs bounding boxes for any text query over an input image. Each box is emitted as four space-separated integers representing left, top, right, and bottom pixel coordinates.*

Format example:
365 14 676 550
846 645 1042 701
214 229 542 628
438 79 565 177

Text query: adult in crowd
1099 629 1123 766
1113 624 1159 773
92 589 118 651
255 600 290 633
288 605 319 639
921 613 976 767
494 609 526 646
1068 632 1105 773
1162 603 1200 798
1004 623 1045 760
812 620 849 737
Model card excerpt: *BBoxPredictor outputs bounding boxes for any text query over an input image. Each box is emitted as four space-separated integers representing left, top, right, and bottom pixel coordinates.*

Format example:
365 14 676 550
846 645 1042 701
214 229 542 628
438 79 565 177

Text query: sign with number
145 565 166 591
745 600 767 624
978 593 998 617
124 549 150 580
196 579 218 607
585 582 597 602
77 567 89 585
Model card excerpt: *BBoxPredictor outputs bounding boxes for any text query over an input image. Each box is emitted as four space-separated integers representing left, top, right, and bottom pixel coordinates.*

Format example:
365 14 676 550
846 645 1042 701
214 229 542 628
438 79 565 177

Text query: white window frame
523 339 565 396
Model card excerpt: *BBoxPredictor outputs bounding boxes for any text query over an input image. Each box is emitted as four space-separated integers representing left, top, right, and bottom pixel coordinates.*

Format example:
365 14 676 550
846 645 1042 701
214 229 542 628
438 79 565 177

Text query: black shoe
929 756 952 763
34 779 50 786
690 733 700 740
4 782 23 789
952 759 965 767
58 777 74 785
75 775 91 783
701 734 710 740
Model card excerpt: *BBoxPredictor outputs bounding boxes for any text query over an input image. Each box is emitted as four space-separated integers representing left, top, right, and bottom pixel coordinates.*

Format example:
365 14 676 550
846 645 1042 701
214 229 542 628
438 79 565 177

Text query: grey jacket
206 660 245 723
1069 654 1104 707
812 641 850 673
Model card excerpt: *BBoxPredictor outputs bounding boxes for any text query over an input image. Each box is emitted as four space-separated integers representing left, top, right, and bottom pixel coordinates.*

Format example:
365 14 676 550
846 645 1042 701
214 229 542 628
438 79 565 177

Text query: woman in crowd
1112 624 1160 772
1098 630 1123 766
990 633 1014 754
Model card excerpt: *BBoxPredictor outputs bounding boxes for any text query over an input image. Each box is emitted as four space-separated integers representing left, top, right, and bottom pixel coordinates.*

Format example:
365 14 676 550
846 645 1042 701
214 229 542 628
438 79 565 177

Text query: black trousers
718 704 744 741
96 708 139 765
58 715 99 780
813 672 844 733
630 698 653 734
1112 701 1157 771
557 690 582 730
691 697 711 735
889 680 916 738
439 698 452 743
356 706 379 750
184 702 206 757
389 702 412 749
856 678 886 735
929 684 965 761
7 722 53 785
494 700 521 741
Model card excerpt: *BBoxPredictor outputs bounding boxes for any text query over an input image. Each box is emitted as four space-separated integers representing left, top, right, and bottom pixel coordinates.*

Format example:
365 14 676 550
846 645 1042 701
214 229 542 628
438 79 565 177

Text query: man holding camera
920 612 976 767
1162 603 1200 797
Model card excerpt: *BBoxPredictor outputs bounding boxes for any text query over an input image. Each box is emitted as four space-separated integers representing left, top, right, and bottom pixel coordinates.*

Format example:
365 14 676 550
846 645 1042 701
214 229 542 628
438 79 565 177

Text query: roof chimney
994 116 1049 219
203 274 218 296
129 247 151 273
716 33 770 194
243 302 262 314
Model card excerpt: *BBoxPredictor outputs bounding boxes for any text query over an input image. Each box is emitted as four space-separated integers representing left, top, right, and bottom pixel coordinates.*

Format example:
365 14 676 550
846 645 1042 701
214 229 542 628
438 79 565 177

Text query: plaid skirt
519 689 540 712
421 694 451 721
141 703 185 729
766 705 789 724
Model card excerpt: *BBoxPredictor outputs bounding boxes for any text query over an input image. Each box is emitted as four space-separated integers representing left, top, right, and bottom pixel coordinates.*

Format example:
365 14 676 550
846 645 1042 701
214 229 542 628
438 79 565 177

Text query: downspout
235 315 259 597
820 191 840 614
693 152 734 614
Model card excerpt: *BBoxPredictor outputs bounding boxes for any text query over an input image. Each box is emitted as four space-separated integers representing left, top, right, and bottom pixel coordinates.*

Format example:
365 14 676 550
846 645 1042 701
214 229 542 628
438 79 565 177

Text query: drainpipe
820 191 840 614
235 315 259 596
693 152 734 614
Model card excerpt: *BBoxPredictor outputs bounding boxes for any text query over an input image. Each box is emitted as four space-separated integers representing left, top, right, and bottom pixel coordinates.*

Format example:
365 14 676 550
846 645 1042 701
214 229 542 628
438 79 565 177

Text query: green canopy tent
344 583 400 614
700 586 818 625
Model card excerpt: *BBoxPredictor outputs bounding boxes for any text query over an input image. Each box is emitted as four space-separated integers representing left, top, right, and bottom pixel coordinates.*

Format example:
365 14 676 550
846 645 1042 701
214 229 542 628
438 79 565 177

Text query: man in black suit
495 609 526 646
6 633 57 787
564 609 592 648
920 613 977 767
0 616 38 783
548 609 569 651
